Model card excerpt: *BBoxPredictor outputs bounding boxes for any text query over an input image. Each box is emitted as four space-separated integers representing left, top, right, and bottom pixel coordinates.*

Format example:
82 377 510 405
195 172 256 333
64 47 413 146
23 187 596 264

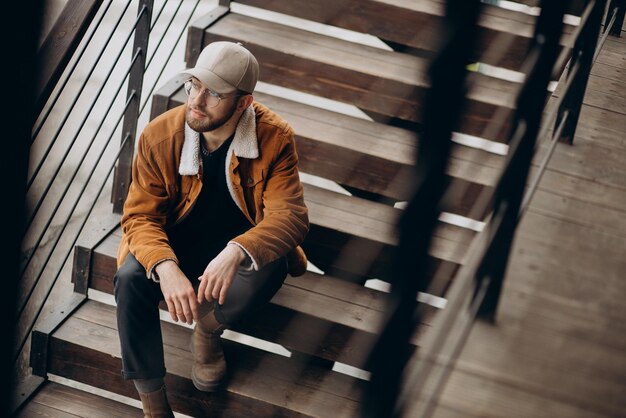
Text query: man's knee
114 253 150 303
215 257 287 327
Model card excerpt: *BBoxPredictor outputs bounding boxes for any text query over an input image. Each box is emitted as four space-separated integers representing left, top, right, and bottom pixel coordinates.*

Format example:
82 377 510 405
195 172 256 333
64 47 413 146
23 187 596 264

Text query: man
113 41 309 417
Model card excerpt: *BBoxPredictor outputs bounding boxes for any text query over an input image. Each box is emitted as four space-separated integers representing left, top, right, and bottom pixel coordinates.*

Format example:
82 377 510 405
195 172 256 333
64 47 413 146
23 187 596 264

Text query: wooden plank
600 37 626 53
533 138 626 190
596 47 626 69
528 188 626 238
578 83 626 116
516 210 626 268
49 301 364 417
17 381 143 418
586 73 626 101
302 183 473 276
503 215 626 318
551 70 626 117
35 0 102 116
530 165 626 215
154 76 501 218
432 369 613 418
16 401 80 418
451 319 626 418
497 284 626 352
191 12 518 142
571 103 626 150
590 61 626 83
235 0 573 71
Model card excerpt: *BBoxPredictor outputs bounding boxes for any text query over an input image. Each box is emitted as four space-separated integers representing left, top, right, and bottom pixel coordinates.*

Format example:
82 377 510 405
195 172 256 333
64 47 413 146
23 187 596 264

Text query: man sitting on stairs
113 41 309 417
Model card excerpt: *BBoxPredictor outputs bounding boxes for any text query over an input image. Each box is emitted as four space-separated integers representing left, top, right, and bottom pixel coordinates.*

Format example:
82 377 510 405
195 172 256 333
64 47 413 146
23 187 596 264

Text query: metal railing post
476 0 568 321
556 0 607 145
111 0 154 213
361 1 482 417
606 0 625 35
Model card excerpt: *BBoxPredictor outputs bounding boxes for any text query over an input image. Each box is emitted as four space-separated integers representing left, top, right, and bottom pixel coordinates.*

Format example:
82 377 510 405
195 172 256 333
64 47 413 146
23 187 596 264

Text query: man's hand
198 245 246 305
157 260 198 325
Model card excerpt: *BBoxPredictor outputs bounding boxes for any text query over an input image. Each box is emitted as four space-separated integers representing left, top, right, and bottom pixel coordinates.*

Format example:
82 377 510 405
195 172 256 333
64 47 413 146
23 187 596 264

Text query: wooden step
510 0 586 15
234 0 574 72
301 182 472 281
187 10 520 142
152 74 504 219
15 380 143 417
47 299 365 417
82 225 439 369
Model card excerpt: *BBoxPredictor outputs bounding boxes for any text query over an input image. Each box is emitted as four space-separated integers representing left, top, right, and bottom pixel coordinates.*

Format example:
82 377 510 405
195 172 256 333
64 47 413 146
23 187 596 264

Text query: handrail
15 0 206 376
16 50 141 327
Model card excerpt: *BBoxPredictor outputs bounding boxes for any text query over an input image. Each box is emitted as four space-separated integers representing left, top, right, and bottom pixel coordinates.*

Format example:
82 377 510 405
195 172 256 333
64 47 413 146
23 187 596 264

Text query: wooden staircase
18 1 579 416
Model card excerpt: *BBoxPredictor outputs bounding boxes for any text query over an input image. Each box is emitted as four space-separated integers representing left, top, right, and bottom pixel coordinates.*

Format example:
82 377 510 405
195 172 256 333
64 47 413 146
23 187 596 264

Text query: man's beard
186 99 238 132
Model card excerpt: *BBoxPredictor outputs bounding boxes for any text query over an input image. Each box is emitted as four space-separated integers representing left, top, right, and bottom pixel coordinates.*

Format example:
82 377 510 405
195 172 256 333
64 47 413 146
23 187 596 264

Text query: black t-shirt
167 136 252 279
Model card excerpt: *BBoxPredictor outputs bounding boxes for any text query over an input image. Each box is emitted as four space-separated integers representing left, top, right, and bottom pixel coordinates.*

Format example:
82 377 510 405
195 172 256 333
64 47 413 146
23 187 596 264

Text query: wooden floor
430 34 626 418
15 381 143 418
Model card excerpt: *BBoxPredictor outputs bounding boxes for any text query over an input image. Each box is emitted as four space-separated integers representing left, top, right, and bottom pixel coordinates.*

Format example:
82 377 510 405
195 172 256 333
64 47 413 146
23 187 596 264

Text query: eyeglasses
183 78 240 108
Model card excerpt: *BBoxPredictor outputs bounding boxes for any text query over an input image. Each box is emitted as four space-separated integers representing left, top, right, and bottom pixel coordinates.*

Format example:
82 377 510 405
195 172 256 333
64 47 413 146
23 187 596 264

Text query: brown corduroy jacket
117 102 309 280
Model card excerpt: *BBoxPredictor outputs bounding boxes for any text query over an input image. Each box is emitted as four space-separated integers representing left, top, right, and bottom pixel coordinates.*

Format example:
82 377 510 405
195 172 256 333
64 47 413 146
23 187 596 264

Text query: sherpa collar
179 105 258 175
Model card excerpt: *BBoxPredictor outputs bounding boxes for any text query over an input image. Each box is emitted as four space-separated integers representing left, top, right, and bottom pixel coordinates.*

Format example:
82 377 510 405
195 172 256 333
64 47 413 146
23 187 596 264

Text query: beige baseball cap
182 41 259 94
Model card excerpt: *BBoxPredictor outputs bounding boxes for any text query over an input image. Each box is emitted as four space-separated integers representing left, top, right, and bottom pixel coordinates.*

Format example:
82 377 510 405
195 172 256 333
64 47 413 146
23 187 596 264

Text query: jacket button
247 178 253 185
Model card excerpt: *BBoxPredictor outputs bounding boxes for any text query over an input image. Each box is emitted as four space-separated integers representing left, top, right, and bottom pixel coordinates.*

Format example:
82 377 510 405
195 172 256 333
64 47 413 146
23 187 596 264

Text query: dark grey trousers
113 252 287 380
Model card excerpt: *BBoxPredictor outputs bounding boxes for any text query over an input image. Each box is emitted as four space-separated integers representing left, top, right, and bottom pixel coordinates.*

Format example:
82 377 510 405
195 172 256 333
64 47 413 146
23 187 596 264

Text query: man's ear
238 94 254 110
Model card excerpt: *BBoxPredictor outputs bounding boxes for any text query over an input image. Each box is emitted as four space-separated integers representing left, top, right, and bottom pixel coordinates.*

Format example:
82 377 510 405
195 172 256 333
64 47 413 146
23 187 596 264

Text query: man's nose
190 90 206 106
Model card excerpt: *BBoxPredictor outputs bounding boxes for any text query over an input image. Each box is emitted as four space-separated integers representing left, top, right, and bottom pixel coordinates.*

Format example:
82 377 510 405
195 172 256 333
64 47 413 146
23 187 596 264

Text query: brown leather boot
191 311 227 392
138 386 174 418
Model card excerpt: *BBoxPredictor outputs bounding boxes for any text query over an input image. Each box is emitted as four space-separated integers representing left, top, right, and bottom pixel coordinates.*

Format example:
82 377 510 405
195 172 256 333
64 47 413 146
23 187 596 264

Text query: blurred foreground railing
371 0 623 416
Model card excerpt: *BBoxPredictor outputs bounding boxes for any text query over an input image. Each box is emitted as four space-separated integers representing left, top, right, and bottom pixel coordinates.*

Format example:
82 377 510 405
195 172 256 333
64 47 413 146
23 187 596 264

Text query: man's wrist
227 241 257 271
155 259 178 278
227 243 246 263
